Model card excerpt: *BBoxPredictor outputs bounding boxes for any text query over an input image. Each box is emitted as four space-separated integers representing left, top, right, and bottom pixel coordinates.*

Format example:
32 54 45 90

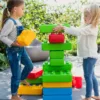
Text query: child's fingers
53 28 58 32
53 28 56 32
15 41 23 47
16 43 21 47
17 43 23 47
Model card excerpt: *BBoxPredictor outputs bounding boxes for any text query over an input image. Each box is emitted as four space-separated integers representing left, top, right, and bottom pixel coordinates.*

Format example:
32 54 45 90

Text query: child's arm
0 20 21 47
0 20 14 47
54 25 98 36
64 25 98 36
64 26 80 36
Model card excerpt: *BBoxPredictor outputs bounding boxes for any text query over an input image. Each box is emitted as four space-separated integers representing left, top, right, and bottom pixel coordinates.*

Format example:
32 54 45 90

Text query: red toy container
27 66 43 79
49 33 65 43
72 76 82 89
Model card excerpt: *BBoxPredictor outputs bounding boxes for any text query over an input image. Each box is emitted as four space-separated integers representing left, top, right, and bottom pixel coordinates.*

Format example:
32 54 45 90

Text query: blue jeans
83 57 99 98
6 47 33 95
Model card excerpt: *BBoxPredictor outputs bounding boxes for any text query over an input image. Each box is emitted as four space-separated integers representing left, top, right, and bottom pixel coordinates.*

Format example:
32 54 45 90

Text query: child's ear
13 7 17 12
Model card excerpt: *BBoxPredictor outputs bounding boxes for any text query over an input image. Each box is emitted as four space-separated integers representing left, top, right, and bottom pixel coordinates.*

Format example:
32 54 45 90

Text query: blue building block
43 95 72 100
43 88 72 95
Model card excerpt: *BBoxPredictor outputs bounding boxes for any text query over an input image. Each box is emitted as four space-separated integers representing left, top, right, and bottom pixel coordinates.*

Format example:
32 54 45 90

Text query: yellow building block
18 85 42 95
43 82 72 88
17 30 36 46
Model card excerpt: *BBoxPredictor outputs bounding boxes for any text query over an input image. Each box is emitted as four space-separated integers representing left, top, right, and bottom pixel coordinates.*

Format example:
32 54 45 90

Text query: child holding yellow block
0 0 36 100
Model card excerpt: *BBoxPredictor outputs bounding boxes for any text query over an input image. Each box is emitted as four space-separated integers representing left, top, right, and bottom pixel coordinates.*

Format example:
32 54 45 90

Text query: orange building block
17 30 36 46
18 85 42 95
43 82 72 88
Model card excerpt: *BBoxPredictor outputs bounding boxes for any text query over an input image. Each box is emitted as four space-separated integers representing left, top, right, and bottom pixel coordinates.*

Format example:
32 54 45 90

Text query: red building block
27 66 43 79
72 76 76 88
72 76 82 89
49 33 65 43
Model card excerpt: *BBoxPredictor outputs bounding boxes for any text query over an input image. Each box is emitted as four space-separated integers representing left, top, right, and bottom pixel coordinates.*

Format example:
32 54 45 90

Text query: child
54 4 100 100
0 0 33 100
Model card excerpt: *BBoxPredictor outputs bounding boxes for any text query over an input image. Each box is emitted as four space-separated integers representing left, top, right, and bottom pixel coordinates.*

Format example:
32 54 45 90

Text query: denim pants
6 47 33 95
83 57 99 98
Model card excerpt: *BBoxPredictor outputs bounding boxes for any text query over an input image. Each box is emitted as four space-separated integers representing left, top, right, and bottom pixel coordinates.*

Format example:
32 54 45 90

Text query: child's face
14 4 24 18
84 12 92 24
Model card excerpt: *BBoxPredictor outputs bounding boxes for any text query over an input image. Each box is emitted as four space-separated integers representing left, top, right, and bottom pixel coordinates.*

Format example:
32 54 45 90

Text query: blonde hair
84 4 100 27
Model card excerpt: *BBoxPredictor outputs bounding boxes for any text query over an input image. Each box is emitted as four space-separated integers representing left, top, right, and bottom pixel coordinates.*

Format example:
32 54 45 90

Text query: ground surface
0 56 100 100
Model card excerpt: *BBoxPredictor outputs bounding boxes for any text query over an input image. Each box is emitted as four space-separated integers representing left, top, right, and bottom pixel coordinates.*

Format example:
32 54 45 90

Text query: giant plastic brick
40 23 70 33
17 30 36 46
43 95 72 100
26 76 42 84
50 58 64 66
18 85 42 95
27 66 43 79
43 82 72 88
50 51 64 59
49 33 65 43
40 24 56 33
43 71 72 82
72 76 82 89
42 41 72 51
43 61 72 72
43 88 72 95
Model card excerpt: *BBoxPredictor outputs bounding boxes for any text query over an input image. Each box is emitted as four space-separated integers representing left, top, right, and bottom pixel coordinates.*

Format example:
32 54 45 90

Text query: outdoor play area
0 0 100 100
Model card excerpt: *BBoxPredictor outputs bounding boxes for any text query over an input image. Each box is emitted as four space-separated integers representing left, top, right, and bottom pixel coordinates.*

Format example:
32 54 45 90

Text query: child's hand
53 25 64 33
11 41 22 47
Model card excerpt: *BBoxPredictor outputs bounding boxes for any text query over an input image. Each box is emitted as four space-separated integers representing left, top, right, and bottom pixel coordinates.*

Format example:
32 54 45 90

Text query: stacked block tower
40 24 73 100
18 66 43 95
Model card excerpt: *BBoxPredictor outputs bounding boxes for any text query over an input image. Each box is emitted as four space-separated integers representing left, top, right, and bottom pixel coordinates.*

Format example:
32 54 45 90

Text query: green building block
42 41 72 51
43 71 72 82
43 61 72 72
50 51 64 59
50 58 64 66
40 24 56 33
40 23 70 33
26 77 42 85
